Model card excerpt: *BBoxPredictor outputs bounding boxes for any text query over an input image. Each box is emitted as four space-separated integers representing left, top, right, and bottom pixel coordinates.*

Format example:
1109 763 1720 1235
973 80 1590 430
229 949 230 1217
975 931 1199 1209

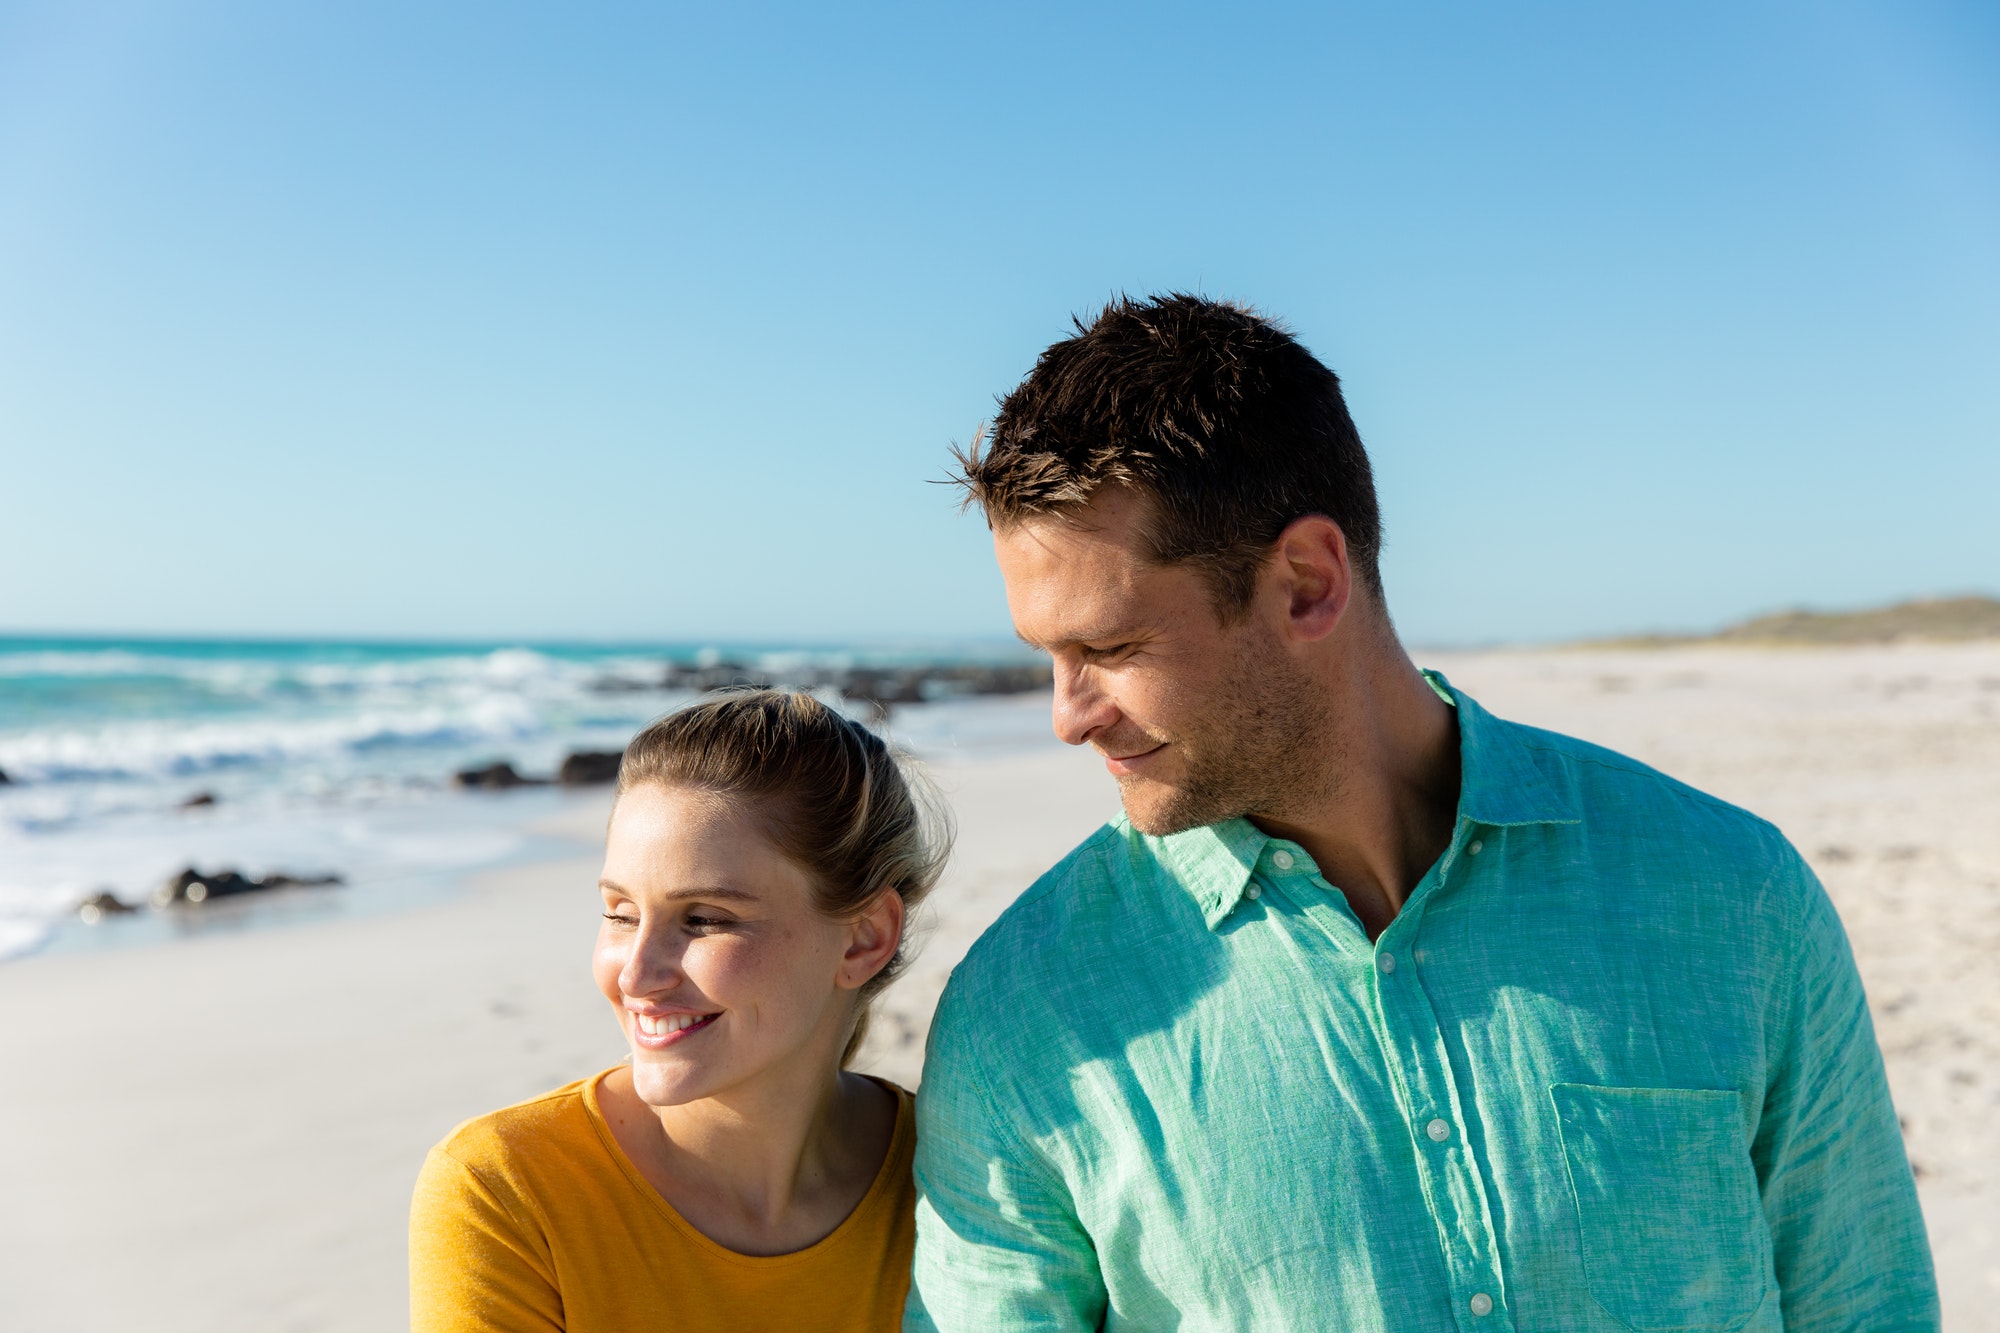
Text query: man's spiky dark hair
954 293 1383 609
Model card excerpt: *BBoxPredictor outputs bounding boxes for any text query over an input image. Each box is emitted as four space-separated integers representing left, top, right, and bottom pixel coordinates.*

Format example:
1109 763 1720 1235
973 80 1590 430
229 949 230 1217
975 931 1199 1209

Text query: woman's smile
630 1009 721 1047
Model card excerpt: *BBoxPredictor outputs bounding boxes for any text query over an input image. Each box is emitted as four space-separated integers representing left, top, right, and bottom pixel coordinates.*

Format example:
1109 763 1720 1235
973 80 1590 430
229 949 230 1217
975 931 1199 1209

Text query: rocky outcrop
846 663 1053 709
469 658 1057 790
0 765 10 784
661 661 781 692
591 658 1054 715
150 866 343 908
453 762 547 790
558 751 623 786
76 891 137 924
455 753 623 790
179 791 218 809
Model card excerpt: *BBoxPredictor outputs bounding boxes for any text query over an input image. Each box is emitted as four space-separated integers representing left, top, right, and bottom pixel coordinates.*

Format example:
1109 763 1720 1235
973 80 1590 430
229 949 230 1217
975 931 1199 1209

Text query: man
907 295 1936 1331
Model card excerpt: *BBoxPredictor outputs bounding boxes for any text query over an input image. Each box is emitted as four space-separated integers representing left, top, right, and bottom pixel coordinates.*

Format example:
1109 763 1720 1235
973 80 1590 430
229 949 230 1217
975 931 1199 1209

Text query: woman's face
594 783 893 1107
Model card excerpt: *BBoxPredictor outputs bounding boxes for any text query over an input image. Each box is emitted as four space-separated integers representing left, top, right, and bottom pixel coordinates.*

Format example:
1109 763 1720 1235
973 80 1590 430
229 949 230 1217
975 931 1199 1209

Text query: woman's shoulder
411 1075 626 1329
426 1070 615 1186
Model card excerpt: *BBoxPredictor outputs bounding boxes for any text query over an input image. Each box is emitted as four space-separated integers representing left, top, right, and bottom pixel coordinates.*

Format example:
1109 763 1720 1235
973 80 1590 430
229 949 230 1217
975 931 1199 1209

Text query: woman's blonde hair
615 689 952 1066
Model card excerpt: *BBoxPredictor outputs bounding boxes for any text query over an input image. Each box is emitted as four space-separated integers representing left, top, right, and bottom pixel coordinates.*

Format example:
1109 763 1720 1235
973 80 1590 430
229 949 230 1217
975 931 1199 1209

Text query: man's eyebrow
1024 626 1140 653
598 879 760 903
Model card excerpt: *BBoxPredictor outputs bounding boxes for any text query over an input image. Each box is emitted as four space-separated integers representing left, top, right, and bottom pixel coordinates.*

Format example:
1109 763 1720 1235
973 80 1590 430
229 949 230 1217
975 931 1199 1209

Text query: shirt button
1467 839 1484 856
1470 1293 1494 1316
1377 953 1396 974
1244 884 1261 901
1272 850 1295 870
1425 1118 1451 1142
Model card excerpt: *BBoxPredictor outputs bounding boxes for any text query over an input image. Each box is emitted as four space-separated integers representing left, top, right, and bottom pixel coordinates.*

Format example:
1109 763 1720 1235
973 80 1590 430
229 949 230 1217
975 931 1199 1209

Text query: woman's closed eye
602 909 735 933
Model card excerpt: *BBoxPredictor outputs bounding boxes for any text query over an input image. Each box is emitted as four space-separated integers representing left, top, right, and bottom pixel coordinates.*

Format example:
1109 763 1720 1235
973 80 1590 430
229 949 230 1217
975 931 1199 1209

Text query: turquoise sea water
0 635 1050 958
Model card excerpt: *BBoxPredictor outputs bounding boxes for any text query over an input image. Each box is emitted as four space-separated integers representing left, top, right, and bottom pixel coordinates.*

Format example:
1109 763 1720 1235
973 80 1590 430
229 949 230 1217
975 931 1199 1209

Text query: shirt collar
1142 817 1271 930
1139 670 1580 930
1428 670 1583 829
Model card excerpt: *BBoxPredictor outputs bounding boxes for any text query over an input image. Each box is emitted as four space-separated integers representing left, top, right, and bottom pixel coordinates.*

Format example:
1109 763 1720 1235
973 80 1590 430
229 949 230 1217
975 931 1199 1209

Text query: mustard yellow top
410 1068 916 1332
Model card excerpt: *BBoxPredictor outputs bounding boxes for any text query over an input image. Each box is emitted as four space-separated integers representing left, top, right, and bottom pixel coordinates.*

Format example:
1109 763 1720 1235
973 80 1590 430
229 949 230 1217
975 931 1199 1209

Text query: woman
411 690 950 1331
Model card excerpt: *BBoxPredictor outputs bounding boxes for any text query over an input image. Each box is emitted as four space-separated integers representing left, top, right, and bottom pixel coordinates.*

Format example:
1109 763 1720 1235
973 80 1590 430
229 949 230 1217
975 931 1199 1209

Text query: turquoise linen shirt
908 677 1936 1332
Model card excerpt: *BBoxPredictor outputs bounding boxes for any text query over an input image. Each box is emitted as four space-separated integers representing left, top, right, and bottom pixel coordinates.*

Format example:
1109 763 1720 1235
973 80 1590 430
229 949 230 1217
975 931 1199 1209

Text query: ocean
0 636 1054 960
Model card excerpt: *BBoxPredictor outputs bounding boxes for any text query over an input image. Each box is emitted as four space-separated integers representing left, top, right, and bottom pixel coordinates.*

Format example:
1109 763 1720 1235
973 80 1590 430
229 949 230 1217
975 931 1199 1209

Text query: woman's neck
601 1059 898 1257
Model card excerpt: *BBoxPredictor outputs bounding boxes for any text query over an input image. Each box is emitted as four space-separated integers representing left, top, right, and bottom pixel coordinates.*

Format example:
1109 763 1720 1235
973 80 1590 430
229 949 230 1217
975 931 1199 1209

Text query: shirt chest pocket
1550 1084 1771 1332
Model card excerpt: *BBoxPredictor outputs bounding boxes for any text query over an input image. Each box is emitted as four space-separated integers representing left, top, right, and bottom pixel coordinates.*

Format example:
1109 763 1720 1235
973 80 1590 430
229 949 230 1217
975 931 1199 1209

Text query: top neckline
580 1066 913 1268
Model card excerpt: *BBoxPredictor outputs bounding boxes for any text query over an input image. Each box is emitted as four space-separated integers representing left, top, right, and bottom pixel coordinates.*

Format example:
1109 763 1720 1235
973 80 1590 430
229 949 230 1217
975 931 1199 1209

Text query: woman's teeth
636 1013 711 1036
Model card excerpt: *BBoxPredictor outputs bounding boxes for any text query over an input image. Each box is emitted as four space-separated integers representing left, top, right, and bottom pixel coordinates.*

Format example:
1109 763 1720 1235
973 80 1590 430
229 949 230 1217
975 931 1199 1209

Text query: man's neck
1247 643 1461 941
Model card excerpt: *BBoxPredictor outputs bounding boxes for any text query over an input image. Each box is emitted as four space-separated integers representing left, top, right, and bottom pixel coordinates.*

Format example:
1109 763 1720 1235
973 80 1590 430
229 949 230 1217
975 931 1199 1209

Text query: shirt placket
1370 823 1515 1332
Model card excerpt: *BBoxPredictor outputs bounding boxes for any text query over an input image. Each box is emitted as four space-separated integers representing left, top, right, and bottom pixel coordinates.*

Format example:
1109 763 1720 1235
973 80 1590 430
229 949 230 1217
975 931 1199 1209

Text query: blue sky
1 1 1994 646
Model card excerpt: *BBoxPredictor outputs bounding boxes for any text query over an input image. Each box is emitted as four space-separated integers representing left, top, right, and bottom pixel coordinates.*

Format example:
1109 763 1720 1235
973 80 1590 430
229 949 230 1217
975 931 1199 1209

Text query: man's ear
1269 514 1353 643
837 889 906 991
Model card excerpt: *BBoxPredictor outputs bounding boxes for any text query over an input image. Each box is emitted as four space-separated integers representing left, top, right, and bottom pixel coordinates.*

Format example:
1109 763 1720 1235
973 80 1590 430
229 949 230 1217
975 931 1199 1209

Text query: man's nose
1051 660 1117 747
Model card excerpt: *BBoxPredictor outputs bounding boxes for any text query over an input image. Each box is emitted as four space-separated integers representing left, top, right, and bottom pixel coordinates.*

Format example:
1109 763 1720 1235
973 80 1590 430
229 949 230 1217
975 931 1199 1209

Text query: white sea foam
0 647 662 784
0 785 559 960
0 639 1055 961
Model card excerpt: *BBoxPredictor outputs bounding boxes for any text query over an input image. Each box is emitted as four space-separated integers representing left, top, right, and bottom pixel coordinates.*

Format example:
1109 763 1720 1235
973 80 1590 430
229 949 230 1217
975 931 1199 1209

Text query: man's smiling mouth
1102 744 1166 776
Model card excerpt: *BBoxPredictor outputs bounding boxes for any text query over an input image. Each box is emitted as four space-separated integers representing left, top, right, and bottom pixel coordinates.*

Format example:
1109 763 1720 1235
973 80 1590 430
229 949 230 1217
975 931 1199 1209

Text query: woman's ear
837 888 905 991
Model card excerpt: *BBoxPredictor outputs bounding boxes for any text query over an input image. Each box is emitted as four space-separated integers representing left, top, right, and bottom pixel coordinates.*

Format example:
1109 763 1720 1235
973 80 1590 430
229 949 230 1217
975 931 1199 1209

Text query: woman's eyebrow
598 879 760 903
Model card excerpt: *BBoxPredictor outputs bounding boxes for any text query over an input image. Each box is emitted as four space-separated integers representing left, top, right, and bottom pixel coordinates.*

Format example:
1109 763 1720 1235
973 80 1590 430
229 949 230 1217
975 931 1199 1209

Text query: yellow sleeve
410 1146 565 1333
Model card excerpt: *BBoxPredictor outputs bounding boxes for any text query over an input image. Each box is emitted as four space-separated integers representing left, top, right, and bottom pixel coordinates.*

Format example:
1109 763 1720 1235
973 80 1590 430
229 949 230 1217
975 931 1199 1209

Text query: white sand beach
1 645 1994 1330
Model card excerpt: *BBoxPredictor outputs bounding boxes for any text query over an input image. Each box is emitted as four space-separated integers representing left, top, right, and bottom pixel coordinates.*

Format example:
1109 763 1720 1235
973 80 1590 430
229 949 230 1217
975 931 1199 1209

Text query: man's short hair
955 293 1384 611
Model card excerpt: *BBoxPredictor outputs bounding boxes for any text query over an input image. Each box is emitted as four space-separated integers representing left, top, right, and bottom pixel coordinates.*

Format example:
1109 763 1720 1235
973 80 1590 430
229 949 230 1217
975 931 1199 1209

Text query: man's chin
1116 777 1231 839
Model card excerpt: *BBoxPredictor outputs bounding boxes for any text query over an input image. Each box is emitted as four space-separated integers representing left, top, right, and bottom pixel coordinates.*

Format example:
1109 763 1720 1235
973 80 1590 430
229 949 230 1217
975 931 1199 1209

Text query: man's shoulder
1496 711 1795 867
940 818 1145 1011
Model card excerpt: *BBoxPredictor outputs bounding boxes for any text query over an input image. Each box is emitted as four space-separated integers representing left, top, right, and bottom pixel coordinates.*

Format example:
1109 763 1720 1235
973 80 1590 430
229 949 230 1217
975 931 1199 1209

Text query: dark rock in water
844 668 928 709
589 676 656 693
839 661 1054 716
151 866 343 908
454 761 548 790
0 765 10 784
76 891 137 924
660 660 775 692
953 663 1055 695
179 791 218 809
587 655 1055 714
589 659 772 694
261 871 344 888
558 750 623 786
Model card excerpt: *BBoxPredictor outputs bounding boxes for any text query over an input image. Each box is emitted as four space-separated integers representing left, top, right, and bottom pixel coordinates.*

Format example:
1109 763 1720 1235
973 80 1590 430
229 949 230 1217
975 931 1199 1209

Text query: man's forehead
994 518 1201 651
994 514 1148 591
992 492 1155 568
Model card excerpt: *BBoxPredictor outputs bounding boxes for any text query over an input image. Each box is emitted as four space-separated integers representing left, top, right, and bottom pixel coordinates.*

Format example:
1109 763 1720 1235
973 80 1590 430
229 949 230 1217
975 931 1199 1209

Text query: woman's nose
618 923 685 995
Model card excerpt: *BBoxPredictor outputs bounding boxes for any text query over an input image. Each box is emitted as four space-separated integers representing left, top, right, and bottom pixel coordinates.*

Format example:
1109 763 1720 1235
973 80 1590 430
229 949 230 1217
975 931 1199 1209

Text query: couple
410 296 1938 1331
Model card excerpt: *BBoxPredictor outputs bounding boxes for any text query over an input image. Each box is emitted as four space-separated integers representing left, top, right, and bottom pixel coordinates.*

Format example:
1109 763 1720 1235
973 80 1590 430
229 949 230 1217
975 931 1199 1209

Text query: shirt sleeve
1753 849 1939 1331
905 984 1106 1332
409 1146 566 1333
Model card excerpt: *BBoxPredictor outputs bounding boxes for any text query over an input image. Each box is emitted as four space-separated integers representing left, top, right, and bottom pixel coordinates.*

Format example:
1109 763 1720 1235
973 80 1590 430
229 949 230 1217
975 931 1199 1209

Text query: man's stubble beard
1115 624 1340 838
